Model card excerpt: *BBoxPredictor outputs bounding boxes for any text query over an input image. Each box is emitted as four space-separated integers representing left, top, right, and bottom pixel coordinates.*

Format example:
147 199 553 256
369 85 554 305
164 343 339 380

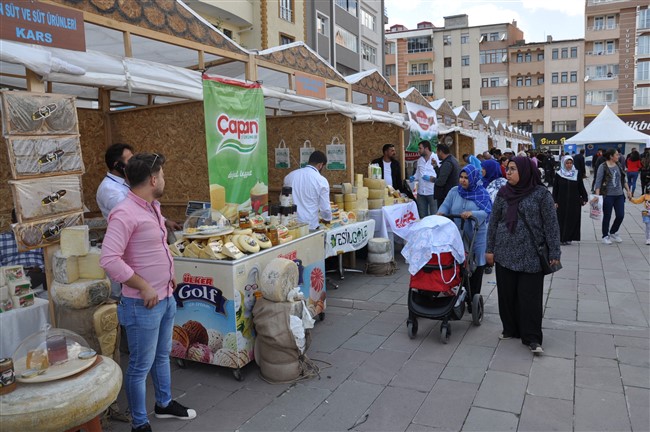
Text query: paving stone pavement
108 181 649 432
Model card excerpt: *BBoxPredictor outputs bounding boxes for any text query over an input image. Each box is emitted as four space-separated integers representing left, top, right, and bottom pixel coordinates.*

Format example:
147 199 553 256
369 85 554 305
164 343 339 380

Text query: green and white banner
203 75 268 216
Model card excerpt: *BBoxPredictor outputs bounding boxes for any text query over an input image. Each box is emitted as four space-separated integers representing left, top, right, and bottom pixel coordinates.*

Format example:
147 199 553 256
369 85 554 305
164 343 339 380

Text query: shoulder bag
517 209 562 275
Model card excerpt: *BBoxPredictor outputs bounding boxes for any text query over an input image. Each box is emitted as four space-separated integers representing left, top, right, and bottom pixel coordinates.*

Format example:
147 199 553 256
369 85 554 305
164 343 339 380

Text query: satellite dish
500 33 507 41
584 75 590 82
501 54 508 63
479 35 485 43
533 100 539 108
444 135 453 145
503 78 509 85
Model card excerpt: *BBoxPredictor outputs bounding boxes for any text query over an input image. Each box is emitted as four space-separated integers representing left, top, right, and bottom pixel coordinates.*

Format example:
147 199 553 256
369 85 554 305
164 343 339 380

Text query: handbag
517 210 562 275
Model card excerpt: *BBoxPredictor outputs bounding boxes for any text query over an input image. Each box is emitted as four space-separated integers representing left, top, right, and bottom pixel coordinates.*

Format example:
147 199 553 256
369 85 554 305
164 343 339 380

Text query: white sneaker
609 233 623 243
602 236 612 245
645 239 650 245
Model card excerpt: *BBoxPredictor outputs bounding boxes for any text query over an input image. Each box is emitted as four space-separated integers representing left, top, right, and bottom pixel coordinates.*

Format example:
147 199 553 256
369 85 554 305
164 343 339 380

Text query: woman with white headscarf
553 155 588 245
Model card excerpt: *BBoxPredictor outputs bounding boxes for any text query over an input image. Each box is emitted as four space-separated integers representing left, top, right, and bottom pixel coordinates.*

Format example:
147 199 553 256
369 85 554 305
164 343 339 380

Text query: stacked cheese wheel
364 178 386 209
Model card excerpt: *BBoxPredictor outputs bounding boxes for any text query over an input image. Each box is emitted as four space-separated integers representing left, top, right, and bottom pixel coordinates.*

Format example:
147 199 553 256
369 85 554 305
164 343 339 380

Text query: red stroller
406 215 484 343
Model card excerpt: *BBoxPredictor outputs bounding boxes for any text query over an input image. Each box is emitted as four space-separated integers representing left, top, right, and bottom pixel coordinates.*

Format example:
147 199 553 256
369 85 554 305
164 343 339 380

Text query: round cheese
368 189 384 199
51 278 111 309
368 251 393 264
368 238 391 254
356 187 369 199
334 194 344 203
238 235 260 253
344 201 358 211
368 199 384 209
344 193 357 202
260 258 299 302
363 178 386 190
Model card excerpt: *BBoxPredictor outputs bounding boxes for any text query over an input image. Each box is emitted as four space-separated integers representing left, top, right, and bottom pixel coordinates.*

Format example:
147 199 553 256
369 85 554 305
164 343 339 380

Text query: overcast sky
384 0 585 43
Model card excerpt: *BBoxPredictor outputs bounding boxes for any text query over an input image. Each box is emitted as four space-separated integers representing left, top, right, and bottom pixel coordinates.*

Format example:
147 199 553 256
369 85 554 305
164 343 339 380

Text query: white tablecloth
0 298 50 358
324 219 375 258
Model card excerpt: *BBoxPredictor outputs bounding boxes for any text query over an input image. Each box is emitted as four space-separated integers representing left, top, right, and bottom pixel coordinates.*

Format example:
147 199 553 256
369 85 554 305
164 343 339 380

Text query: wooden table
0 356 122 432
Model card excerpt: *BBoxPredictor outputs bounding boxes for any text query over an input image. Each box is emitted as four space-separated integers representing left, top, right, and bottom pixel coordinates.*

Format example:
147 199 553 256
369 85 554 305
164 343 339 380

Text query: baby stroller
406 215 483 344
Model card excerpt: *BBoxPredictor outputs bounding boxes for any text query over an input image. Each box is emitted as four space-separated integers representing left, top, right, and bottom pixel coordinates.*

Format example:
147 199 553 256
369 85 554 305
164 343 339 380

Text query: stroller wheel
440 324 450 344
472 295 484 326
407 319 418 339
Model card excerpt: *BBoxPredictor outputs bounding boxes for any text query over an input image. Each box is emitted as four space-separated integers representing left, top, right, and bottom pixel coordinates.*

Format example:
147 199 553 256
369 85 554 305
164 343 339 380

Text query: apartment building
508 38 585 134
184 0 306 50
384 15 523 123
306 1 386 75
584 0 650 136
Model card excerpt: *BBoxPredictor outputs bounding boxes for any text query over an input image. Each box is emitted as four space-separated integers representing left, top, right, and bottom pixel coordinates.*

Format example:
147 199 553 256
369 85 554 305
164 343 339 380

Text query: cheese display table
0 356 121 432
324 219 375 279
0 298 50 358
171 231 325 381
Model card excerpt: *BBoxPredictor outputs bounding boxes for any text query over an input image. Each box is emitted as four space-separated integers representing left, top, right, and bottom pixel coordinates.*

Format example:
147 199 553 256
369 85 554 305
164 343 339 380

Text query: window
594 16 604 30
317 13 329 35
561 72 568 83
412 80 432 96
335 0 357 16
637 61 650 81
481 78 488 88
280 0 293 22
360 9 375 31
537 52 544 61
480 33 488 42
606 40 615 54
587 64 619 79
410 63 429 75
444 57 452 67
639 8 650 29
515 77 522 87
552 73 559 83
490 77 499 87
516 53 523 63
561 96 567 107
223 29 233 38
570 47 578 58
280 33 294 45
361 42 377 64
538 76 544 85
606 15 616 29
461 33 469 44
482 101 489 110
570 96 577 107
561 48 568 58
443 35 451 45
635 87 650 108
444 80 452 89
407 37 432 53
386 41 396 54
490 100 500 109
526 99 533 109
479 49 507 64
552 97 558 107
525 76 532 86
552 121 576 132
639 36 650 55
552 49 558 59
462 100 470 110
461 56 470 66
525 53 532 62
335 26 357 52
518 100 525 110
462 78 470 89
586 90 618 105
385 64 396 76
489 32 499 41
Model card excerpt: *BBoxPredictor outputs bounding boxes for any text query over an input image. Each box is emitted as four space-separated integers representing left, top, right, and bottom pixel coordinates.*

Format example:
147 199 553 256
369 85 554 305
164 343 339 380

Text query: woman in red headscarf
485 157 561 355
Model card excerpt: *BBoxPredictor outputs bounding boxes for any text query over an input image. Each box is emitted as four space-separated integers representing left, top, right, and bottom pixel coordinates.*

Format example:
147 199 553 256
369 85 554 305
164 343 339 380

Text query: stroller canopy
401 215 465 275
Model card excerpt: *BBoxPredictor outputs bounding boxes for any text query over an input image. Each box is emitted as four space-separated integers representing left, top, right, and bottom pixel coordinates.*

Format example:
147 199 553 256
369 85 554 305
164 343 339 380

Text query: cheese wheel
368 238 391 254
51 278 111 309
344 193 357 202
357 198 368 210
368 251 393 264
344 201 358 211
93 303 118 356
342 183 353 194
368 189 384 199
363 178 386 190
356 186 369 199
238 235 260 253
355 174 364 188
255 233 272 249
334 194 344 204
368 199 384 209
53 250 79 284
260 258 299 302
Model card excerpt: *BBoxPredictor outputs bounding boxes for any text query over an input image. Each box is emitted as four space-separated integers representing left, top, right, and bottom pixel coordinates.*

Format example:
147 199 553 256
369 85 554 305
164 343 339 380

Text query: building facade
384 15 524 124
584 0 650 136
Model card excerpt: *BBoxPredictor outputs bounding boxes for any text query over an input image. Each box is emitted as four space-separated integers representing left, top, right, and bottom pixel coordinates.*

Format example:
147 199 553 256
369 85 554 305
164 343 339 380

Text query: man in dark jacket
573 149 587 180
434 143 460 208
371 144 404 192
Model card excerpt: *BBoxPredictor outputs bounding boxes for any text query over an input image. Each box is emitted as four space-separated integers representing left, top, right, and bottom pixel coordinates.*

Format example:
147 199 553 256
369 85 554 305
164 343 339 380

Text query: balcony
480 86 507 97
585 25 619 41
586 49 618 57
407 70 432 76
510 85 543 100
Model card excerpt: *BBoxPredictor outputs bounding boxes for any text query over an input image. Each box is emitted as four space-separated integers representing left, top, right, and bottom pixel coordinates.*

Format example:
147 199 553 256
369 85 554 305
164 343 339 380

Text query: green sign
203 76 268 216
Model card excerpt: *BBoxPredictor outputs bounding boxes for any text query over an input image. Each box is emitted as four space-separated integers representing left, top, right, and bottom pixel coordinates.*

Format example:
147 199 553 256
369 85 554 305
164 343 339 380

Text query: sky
384 0 585 43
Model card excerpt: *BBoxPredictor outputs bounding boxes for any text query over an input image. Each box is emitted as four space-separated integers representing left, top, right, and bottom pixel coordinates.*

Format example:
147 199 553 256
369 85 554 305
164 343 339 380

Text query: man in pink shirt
100 153 195 432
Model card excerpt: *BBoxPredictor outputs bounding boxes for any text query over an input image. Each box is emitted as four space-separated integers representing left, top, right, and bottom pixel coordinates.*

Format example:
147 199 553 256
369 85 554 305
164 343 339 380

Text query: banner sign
325 219 375 258
372 93 387 111
382 201 419 240
294 71 326 99
0 1 86 51
203 75 268 217
405 101 438 153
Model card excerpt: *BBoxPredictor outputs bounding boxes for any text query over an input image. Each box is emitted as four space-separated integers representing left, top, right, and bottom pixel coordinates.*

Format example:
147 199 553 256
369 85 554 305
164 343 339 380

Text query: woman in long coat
553 156 588 245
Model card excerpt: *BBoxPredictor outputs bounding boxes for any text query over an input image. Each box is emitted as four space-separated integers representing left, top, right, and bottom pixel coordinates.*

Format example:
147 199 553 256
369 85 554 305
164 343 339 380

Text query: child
630 185 650 245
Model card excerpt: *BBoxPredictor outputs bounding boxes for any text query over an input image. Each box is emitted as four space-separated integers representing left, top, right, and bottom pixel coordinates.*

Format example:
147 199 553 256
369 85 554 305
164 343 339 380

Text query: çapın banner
405 101 438 153
203 75 268 221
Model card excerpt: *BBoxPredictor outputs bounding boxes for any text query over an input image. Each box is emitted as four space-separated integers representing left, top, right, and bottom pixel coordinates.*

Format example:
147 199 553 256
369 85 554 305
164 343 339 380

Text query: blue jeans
416 194 437 219
627 171 639 195
602 194 625 238
118 296 176 428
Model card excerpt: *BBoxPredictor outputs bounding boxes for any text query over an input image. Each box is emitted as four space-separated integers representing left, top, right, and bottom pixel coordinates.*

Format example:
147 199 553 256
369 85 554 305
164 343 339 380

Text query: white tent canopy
565 105 649 147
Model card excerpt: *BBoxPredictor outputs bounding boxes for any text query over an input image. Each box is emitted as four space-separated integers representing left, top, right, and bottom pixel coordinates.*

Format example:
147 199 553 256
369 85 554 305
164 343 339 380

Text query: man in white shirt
283 151 332 230
97 143 134 219
371 144 404 192
410 140 439 218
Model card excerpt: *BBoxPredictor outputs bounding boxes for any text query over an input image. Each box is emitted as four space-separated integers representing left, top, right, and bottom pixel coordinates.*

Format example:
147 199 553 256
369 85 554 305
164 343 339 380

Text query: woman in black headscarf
486 157 561 354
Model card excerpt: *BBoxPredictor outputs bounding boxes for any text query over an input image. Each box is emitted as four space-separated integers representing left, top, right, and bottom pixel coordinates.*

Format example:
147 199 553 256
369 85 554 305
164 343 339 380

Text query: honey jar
0 358 16 395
